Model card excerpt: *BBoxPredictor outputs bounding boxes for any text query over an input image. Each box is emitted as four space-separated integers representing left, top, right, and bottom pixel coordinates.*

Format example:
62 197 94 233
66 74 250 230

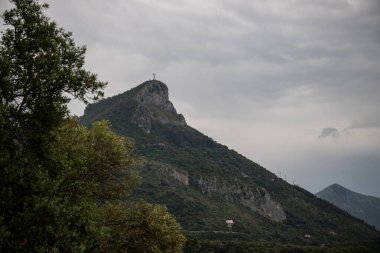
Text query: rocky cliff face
135 81 176 112
133 80 186 133
160 166 189 186
196 176 286 222
158 166 286 222
81 80 186 134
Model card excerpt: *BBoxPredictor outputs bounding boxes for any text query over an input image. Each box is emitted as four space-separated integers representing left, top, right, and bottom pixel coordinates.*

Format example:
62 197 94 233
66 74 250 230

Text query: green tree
184 236 201 253
48 119 137 203
50 120 185 253
0 0 105 251
0 0 186 252
99 200 186 253
0 0 105 153
47 119 138 252
0 116 137 251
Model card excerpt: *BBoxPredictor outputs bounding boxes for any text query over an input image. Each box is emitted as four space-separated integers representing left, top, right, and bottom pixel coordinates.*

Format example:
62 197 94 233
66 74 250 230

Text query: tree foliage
1 116 139 251
0 0 106 250
0 0 185 252
0 0 106 153
48 120 137 203
99 201 186 253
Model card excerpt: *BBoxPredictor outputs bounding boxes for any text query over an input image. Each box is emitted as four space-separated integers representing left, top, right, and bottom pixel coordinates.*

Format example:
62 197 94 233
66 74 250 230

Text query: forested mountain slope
80 80 380 244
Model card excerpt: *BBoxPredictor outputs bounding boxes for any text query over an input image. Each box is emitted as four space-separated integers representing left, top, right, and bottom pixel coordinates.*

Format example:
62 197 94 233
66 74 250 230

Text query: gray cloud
319 128 340 138
349 118 380 129
2 0 380 196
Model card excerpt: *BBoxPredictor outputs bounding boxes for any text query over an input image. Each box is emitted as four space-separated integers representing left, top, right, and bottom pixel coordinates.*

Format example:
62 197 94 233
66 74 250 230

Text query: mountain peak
135 80 171 108
330 183 344 188
82 80 186 134
317 184 349 198
316 184 380 230
132 80 186 133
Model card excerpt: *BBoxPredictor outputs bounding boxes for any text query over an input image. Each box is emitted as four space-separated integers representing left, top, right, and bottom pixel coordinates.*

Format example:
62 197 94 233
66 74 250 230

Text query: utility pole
152 73 156 80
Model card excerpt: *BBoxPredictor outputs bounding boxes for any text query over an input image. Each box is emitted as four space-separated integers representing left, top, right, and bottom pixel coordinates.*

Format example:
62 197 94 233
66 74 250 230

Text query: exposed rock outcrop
196 176 286 222
160 167 189 186
132 80 186 133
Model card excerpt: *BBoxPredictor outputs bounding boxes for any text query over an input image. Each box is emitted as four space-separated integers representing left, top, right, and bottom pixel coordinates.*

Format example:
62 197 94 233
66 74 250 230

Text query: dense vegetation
0 0 185 252
184 237 380 253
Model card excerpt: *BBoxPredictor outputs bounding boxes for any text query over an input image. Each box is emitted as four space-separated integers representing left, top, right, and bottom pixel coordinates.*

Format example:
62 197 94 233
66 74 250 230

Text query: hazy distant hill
80 80 380 244
316 184 380 230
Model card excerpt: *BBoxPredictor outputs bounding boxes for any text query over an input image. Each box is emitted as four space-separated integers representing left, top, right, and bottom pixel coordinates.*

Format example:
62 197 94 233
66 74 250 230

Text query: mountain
316 184 380 231
80 80 380 244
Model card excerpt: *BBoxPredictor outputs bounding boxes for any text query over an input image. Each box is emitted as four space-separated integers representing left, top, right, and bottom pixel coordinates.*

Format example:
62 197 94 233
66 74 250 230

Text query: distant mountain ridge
80 80 380 244
316 184 380 230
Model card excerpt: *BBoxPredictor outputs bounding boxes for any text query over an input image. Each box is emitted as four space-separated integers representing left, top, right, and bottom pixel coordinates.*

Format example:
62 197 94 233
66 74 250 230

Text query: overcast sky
2 0 379 196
